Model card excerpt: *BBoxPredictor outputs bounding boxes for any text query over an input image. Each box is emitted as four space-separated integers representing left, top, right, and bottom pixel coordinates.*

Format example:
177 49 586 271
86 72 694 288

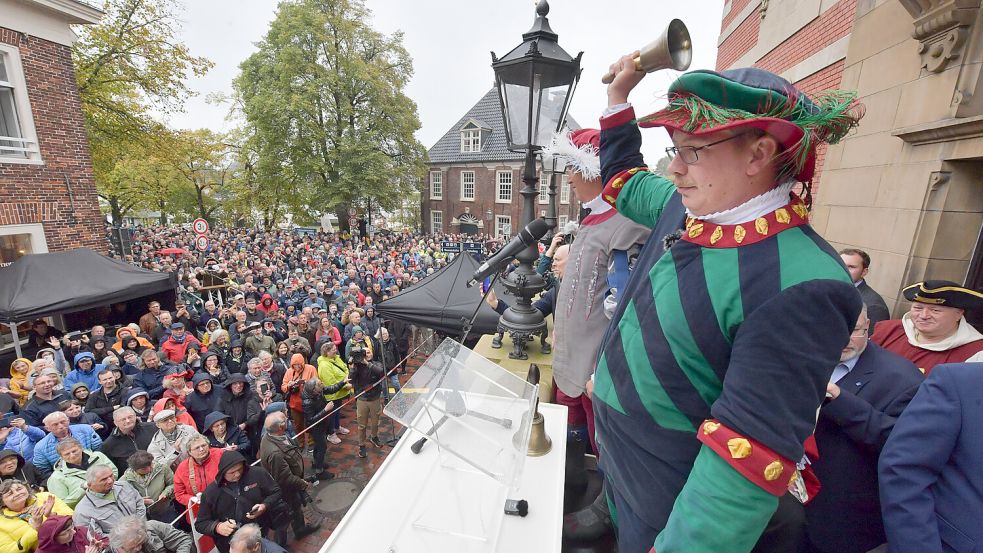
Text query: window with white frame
560 175 570 204
0 223 48 267
461 127 481 153
538 172 549 204
0 45 41 164
461 171 475 201
430 171 442 199
495 215 512 238
431 210 443 234
497 171 513 203
558 215 569 228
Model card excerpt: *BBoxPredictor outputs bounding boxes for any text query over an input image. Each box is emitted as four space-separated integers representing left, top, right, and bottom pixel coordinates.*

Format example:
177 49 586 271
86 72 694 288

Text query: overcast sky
166 0 725 162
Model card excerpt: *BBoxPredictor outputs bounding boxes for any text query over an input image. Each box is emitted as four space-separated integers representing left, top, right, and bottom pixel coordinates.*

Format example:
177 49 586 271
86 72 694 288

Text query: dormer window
461 128 480 152
459 119 489 153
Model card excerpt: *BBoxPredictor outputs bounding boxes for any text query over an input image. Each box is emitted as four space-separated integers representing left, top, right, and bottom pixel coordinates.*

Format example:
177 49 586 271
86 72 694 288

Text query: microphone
467 218 551 287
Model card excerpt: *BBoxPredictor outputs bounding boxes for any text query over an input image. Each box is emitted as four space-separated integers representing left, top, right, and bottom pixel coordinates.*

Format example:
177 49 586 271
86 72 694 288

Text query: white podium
321 339 567 553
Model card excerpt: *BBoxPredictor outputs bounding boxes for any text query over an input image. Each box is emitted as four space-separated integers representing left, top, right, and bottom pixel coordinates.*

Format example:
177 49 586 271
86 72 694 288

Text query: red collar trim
682 200 810 248
581 209 618 226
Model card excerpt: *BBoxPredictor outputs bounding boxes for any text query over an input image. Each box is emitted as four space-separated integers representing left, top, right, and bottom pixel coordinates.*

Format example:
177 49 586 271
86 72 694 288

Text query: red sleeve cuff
696 419 795 497
600 106 636 130
601 167 647 208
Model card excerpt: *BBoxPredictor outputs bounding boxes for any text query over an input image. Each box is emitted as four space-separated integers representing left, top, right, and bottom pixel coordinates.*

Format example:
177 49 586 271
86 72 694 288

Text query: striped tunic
593 109 862 552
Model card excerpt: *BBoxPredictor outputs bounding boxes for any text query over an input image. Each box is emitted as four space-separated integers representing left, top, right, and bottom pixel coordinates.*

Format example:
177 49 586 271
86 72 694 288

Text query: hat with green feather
637 68 863 185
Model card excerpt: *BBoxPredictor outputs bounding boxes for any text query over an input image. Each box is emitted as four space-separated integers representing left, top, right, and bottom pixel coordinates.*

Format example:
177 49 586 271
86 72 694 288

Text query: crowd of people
0 226 488 553
6 64 983 553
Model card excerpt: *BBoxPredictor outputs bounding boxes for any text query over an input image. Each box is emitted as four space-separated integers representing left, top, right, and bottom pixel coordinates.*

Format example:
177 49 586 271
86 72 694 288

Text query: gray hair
229 523 263 551
257 351 273 360
263 410 287 432
42 411 69 426
55 437 82 454
109 515 148 549
247 357 263 371
85 463 113 484
0 479 33 499
186 433 210 449
303 378 321 396
210 329 229 344
113 406 136 421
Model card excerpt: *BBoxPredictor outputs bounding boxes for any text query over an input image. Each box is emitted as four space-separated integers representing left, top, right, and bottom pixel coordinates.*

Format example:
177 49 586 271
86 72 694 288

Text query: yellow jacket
317 355 351 402
7 359 31 407
0 492 73 553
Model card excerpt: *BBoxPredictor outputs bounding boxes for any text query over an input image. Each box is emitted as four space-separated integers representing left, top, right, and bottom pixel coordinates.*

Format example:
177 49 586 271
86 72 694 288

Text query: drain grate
314 478 363 513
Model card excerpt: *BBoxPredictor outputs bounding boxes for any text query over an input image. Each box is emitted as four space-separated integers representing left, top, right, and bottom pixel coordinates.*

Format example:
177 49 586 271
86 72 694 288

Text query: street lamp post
491 0 581 359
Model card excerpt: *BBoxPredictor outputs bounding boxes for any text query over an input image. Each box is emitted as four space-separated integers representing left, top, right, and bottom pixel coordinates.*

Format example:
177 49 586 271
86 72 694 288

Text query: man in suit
879 362 983 553
804 306 923 553
840 249 891 330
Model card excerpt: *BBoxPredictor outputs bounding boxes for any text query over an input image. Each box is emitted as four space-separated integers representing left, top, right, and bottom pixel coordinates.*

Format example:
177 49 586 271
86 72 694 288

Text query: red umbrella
157 248 189 256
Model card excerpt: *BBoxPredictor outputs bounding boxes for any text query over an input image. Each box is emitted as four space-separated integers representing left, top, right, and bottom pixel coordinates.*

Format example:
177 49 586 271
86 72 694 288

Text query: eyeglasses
850 326 869 336
665 133 748 165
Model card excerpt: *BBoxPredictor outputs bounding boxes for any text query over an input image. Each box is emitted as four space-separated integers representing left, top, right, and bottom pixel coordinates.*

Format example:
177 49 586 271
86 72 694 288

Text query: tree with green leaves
233 0 426 230
73 0 212 223
170 129 232 222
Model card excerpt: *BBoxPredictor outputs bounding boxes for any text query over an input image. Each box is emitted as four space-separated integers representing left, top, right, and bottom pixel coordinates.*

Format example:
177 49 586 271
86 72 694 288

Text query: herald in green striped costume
591 66 864 553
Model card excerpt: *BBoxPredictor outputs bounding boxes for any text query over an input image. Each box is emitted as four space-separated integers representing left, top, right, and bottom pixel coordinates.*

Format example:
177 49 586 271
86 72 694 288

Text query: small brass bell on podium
514 364 552 457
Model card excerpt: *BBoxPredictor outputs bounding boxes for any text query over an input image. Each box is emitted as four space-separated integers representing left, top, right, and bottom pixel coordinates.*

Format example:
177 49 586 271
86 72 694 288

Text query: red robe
871 320 983 374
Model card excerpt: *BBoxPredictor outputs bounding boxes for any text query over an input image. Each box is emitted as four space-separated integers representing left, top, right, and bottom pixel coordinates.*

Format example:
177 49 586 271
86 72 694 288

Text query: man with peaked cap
871 280 983 374
590 56 865 552
544 128 651 455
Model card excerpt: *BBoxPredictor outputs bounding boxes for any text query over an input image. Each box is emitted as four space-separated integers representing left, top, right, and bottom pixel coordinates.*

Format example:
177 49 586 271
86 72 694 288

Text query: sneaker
358 445 366 458
327 433 341 445
370 436 384 448
337 426 351 435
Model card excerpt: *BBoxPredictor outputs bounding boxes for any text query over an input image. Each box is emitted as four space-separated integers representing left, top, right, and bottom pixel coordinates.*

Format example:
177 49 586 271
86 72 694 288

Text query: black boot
563 482 613 540
294 521 322 539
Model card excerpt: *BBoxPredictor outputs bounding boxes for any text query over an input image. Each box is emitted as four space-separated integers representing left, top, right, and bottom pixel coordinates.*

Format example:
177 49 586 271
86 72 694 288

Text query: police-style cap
902 280 983 310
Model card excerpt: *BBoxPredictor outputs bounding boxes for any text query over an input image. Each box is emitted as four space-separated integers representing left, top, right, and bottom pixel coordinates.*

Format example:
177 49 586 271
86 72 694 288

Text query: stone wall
812 0 983 313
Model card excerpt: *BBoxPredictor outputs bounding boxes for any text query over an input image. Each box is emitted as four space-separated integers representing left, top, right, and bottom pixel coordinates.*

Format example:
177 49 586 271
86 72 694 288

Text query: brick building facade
0 0 105 266
423 88 581 238
715 0 983 317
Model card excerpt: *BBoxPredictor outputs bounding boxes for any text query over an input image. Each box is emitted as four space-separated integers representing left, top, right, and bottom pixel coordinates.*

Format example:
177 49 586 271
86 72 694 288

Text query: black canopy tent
0 249 176 358
375 252 509 339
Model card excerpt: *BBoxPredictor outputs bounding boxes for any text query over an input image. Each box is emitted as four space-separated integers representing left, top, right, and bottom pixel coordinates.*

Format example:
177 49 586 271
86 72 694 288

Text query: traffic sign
348 208 358 217
192 218 209 234
349 217 358 228
194 235 209 251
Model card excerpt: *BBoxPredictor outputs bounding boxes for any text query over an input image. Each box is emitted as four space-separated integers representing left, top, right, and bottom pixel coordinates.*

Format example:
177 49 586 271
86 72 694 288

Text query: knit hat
637 68 863 187
542 128 601 180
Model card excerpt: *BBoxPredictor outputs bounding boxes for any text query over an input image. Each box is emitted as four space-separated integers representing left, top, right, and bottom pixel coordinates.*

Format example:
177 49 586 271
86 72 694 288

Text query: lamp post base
497 320 548 360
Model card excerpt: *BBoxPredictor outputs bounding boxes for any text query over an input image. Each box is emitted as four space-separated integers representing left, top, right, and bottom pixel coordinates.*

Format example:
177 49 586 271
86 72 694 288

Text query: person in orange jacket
281 353 318 448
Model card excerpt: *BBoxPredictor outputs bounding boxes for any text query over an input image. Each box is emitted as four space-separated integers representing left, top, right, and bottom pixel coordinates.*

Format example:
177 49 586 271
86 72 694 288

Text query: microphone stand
406 269 504 454
379 315 403 448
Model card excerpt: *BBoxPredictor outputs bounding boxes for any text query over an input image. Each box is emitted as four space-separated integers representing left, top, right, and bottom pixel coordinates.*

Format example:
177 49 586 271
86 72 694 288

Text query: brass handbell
514 364 552 457
601 19 693 84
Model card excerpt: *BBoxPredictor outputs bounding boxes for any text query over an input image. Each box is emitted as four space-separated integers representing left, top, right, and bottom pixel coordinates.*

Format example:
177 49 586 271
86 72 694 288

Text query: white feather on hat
541 129 601 180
